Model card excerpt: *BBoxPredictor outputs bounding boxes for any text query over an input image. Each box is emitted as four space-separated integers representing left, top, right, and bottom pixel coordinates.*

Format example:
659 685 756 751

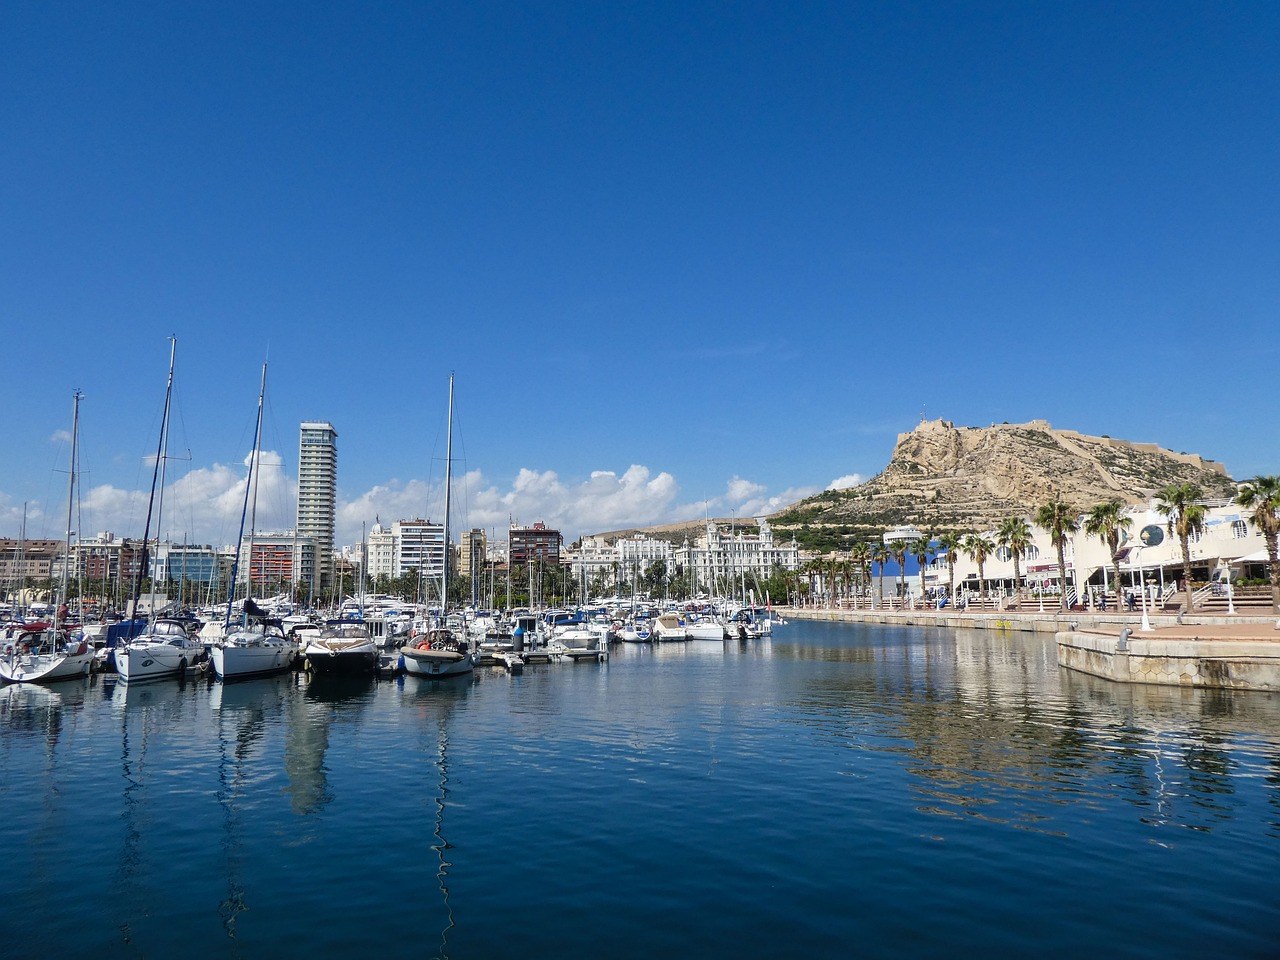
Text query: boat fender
179 656 188 672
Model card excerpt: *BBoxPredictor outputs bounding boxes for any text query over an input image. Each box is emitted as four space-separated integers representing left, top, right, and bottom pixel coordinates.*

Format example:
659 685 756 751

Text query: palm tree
1156 482 1207 613
840 556 855 607
1083 500 1132 610
963 533 994 607
1034 500 1079 611
1236 475 1280 614
889 539 908 606
850 542 872 606
910 534 934 606
996 516 1033 608
936 531 965 606
870 543 890 607
801 557 822 606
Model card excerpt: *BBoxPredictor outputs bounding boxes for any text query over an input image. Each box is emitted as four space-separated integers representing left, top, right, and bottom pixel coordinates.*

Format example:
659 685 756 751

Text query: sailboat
401 375 476 678
212 362 300 681
117 339 207 683
0 391 95 683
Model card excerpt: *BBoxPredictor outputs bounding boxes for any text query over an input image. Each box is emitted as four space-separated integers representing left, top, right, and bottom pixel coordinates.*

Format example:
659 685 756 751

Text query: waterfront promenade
780 605 1280 691
780 603 1280 639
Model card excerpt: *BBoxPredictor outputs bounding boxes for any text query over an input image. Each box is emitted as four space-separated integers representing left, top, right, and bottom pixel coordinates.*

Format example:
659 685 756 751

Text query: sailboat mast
16 503 27 618
130 337 176 626
440 374 453 611
245 362 267 612
56 391 81 635
224 361 266 630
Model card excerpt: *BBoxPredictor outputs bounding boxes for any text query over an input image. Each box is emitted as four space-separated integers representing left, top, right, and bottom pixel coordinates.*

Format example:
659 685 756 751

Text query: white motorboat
213 619 297 681
651 612 689 642
401 628 475 677
305 621 379 675
617 617 653 642
115 618 206 682
553 625 599 650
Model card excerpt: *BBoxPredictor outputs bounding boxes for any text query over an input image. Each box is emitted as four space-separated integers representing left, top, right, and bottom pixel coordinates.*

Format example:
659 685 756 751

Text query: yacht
304 620 379 675
115 618 205 683
212 619 297 681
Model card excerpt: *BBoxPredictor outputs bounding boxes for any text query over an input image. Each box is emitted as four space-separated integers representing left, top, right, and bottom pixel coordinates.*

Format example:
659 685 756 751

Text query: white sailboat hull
686 621 728 640
213 641 296 681
115 639 202 682
0 645 93 683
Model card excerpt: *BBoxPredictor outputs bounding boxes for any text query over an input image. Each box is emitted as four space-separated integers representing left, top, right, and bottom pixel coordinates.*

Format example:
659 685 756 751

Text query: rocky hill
771 419 1237 548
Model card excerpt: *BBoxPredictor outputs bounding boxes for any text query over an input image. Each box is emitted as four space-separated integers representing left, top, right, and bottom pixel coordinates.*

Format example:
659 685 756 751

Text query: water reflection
0 678 85 741
105 673 209 946
211 674 294 940
784 623 1280 839
396 674 473 960
279 674 377 817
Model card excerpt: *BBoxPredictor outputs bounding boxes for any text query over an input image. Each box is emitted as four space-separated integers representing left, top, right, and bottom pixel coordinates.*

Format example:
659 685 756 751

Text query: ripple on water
1 622 1279 958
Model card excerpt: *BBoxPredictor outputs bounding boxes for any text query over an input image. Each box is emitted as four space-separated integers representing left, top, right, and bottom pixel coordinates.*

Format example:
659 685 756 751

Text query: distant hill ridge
769 418 1237 546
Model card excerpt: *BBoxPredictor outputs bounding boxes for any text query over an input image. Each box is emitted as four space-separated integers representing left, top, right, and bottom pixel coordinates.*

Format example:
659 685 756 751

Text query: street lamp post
1130 544 1153 632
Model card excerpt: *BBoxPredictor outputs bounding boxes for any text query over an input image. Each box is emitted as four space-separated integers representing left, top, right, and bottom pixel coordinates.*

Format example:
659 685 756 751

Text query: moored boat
651 612 689 642
0 627 94 683
213 616 297 681
0 392 95 685
401 627 475 677
305 621 379 675
115 618 206 682
686 614 729 641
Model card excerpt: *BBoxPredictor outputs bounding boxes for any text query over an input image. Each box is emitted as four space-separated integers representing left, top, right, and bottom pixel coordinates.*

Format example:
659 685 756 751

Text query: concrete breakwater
781 606 1280 692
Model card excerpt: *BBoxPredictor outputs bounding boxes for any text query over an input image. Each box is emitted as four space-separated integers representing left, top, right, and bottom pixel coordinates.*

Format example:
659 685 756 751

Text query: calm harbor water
2 619 1278 959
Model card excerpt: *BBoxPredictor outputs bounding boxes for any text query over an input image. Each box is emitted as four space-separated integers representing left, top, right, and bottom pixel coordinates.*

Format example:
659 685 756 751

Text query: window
1232 520 1248 539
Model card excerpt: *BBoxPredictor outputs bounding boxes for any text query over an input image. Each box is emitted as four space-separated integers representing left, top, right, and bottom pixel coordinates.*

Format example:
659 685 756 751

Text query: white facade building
674 518 799 597
365 523 397 580
927 497 1273 605
394 519 446 579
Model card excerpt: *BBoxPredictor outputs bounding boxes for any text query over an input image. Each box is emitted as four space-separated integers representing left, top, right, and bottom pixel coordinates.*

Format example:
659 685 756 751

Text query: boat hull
401 647 474 677
686 622 728 641
115 642 202 683
651 615 689 642
213 643 297 681
0 646 94 683
305 645 379 675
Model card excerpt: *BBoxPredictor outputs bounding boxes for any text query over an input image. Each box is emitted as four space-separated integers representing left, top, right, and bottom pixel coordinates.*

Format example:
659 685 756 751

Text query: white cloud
827 473 865 491
726 476 767 503
1 460 819 550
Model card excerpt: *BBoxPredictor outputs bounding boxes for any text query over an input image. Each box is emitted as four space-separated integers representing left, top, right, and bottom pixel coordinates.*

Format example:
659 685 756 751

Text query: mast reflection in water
0 620 1277 959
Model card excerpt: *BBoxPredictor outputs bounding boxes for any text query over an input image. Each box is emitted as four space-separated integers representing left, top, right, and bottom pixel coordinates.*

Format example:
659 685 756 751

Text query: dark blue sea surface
2 620 1278 959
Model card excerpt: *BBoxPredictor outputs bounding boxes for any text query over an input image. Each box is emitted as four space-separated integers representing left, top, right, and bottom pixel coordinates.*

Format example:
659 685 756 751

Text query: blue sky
3 1 1277 550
